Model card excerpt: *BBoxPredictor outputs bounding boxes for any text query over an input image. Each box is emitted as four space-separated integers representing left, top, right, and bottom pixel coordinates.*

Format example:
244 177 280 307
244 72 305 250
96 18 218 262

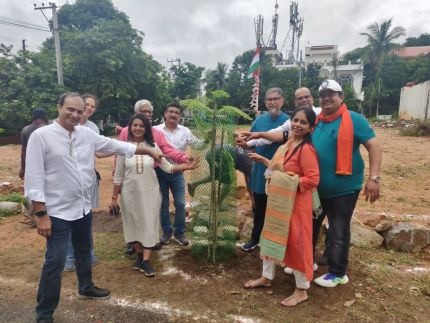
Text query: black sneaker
151 243 163 250
36 319 53 323
241 240 259 252
77 286 111 300
133 258 143 270
160 232 172 245
174 234 189 246
140 261 156 277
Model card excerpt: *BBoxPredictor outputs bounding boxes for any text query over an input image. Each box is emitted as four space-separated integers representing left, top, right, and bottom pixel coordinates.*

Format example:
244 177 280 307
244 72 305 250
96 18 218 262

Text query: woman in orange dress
243 107 320 306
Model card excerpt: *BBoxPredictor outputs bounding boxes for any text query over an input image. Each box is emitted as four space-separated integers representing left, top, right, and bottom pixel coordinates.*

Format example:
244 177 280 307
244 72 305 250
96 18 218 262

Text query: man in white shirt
25 92 162 323
154 102 201 246
64 94 101 272
238 87 321 147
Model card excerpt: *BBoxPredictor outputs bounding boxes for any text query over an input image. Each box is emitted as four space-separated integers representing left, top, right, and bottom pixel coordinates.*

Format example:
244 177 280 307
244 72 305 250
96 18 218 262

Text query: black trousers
319 191 360 276
251 193 268 243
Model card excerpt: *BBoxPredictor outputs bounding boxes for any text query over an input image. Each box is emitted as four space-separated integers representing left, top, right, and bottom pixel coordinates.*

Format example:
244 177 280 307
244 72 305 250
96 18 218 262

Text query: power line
0 20 50 32
0 15 48 29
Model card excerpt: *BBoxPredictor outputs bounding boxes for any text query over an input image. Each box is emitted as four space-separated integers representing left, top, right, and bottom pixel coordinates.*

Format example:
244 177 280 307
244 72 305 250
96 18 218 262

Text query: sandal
281 291 308 307
243 278 272 289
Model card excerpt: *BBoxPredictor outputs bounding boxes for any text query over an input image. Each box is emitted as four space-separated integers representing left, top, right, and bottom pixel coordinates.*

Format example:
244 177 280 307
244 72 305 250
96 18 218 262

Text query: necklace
135 142 144 174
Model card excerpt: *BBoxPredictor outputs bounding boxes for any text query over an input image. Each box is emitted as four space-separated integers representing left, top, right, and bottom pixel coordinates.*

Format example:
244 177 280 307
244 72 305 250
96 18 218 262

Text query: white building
305 45 364 101
399 80 430 120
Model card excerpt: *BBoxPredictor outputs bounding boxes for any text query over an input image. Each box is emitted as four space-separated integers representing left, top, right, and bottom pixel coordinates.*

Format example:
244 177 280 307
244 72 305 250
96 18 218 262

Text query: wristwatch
370 175 381 183
35 210 47 217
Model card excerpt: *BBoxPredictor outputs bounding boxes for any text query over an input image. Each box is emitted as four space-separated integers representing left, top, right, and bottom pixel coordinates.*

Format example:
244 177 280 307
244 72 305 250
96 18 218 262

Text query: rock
358 213 388 228
355 293 362 299
383 222 430 252
0 201 21 214
350 217 384 248
344 299 355 307
375 221 394 233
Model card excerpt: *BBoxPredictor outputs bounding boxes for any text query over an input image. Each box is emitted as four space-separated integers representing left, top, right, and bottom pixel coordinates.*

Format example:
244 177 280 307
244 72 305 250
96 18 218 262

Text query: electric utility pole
167 58 181 67
34 2 64 85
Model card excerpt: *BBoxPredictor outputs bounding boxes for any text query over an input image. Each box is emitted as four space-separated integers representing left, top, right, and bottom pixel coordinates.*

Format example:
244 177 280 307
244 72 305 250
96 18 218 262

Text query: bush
0 192 27 206
400 121 430 137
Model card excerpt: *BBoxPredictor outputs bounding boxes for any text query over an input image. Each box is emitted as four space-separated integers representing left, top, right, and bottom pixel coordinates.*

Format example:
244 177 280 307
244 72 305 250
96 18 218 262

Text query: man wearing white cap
312 79 381 288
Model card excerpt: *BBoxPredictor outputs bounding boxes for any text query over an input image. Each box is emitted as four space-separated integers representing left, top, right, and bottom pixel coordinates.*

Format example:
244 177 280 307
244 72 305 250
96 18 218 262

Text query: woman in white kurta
110 114 198 276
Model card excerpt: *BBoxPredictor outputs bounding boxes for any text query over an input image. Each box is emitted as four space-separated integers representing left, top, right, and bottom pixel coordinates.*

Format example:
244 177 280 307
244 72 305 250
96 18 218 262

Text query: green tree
360 18 405 116
205 62 228 92
55 0 171 122
404 33 430 46
170 62 204 100
0 45 65 134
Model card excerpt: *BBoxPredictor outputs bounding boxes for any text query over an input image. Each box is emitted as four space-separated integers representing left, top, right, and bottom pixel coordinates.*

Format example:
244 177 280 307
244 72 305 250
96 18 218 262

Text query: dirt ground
0 127 430 322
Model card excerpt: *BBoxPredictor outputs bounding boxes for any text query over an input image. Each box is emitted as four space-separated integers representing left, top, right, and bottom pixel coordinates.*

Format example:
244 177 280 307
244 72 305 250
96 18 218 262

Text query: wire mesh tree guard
182 91 252 263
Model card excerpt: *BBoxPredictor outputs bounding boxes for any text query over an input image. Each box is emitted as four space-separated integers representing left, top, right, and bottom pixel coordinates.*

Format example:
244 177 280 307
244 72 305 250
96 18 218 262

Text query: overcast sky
1 0 429 70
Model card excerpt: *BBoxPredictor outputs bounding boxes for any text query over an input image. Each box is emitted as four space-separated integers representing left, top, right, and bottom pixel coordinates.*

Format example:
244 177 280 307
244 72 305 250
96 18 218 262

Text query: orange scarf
316 103 353 175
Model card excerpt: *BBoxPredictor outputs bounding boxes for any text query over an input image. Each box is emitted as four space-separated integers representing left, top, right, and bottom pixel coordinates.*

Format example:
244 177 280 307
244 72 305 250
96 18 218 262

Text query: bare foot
243 277 272 289
281 289 308 307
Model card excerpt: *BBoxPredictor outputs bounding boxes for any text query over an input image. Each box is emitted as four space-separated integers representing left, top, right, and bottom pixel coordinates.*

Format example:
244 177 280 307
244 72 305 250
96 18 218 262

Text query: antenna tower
266 1 279 50
287 1 303 64
254 14 264 48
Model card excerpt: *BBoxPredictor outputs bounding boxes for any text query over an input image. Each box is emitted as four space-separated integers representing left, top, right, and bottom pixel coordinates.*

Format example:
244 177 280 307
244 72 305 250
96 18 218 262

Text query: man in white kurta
25 92 161 323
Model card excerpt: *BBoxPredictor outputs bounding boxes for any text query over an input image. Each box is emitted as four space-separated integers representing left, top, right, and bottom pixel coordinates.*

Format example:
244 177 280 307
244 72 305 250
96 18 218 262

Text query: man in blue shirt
312 80 382 288
238 87 289 251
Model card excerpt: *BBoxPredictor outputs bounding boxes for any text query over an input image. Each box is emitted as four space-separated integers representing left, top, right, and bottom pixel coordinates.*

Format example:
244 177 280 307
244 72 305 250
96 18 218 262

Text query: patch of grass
401 121 430 137
0 209 16 217
0 192 26 205
94 232 129 261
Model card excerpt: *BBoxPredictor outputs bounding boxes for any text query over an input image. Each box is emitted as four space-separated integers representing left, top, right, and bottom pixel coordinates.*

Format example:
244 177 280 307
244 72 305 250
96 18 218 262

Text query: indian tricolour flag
247 47 260 79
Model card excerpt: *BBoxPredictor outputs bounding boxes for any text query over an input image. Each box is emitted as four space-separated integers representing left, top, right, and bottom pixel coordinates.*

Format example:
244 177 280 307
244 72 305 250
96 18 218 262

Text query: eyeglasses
265 97 282 102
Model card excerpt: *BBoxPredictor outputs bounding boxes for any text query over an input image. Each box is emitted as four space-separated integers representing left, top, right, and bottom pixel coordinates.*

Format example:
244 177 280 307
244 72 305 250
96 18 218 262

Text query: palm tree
360 18 405 116
205 62 228 92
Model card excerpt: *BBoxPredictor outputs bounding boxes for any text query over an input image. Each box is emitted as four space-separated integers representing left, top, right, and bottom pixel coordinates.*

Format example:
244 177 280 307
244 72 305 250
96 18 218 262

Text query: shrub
401 121 430 137
0 192 27 206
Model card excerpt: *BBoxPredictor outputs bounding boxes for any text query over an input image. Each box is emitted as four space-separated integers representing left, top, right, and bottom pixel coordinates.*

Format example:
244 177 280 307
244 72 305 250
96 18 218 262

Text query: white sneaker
284 263 317 275
314 273 349 288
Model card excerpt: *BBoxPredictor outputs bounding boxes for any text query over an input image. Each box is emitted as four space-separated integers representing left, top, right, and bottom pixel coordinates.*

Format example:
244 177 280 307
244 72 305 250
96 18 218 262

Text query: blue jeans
36 212 94 320
155 168 186 236
65 232 97 268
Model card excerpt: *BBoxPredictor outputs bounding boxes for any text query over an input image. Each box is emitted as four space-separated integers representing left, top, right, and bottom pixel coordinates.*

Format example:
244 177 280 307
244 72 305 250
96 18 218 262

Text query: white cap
319 79 342 94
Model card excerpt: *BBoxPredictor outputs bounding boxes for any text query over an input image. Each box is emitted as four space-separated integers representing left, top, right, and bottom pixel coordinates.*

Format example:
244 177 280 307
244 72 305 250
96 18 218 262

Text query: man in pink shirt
117 99 189 165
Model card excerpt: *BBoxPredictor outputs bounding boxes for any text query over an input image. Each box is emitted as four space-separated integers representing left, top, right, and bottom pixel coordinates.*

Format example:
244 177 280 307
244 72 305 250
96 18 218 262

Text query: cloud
1 0 429 69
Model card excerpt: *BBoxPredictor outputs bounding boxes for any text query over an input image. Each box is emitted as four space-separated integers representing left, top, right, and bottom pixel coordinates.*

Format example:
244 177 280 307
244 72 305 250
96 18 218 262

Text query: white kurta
114 141 173 247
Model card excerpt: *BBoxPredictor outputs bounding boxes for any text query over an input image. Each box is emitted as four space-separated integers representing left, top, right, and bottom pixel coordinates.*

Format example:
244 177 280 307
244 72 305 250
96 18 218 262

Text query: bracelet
112 196 118 200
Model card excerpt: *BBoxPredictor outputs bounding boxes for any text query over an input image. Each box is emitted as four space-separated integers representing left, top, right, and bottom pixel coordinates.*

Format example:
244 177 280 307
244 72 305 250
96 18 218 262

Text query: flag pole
248 47 261 117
